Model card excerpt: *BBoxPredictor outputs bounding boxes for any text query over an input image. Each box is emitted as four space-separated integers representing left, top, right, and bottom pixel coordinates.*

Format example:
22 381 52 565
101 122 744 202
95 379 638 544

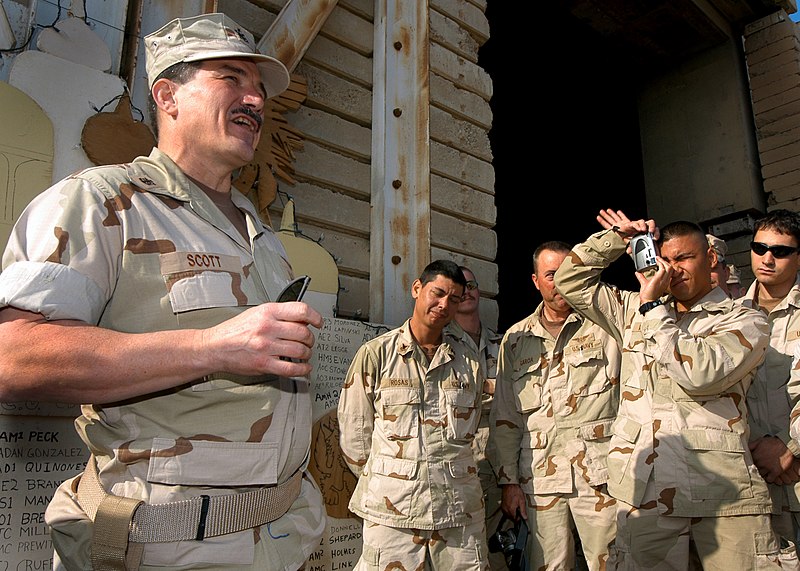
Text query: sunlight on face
413 275 464 331
751 228 800 290
659 233 712 304
533 249 570 313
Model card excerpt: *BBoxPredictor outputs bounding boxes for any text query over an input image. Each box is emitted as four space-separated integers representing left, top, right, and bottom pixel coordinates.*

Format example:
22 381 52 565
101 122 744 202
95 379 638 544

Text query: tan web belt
76 454 302 570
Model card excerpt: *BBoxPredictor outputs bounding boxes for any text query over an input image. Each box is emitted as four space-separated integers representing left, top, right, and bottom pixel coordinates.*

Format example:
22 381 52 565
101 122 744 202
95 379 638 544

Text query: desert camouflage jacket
457 323 502 415
744 276 800 511
490 305 620 494
337 319 485 529
554 229 772 517
0 149 323 568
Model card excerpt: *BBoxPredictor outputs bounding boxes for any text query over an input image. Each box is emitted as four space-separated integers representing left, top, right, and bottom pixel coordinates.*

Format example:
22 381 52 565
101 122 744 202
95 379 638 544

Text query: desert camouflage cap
706 233 727 264
144 13 290 98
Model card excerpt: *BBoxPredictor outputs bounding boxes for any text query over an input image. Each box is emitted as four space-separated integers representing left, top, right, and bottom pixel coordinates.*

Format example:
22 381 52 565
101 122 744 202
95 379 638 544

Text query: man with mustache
554 210 794 569
0 13 324 570
338 260 488 570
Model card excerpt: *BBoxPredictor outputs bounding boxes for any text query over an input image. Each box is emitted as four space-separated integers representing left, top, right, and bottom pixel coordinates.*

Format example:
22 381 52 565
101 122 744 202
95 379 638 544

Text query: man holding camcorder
554 209 790 569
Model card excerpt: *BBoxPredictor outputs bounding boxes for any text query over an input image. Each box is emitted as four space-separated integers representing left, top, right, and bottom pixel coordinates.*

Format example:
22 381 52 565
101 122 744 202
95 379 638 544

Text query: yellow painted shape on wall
277 199 339 294
0 81 54 259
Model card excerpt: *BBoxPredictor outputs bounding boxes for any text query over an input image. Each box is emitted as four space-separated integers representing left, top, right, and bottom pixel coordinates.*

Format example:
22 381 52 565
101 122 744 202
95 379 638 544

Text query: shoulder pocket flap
446 457 477 478
579 418 614 441
681 429 745 452
371 455 419 479
611 416 641 443
382 388 421 405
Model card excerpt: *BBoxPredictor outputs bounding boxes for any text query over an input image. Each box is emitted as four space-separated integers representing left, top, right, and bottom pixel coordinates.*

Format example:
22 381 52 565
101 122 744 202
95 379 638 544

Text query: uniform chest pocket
512 361 544 413
161 252 247 313
381 388 421 440
563 343 610 396
443 388 479 442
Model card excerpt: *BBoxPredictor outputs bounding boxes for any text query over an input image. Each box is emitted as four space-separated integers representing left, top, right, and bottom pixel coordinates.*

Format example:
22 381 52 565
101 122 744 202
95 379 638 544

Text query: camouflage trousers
473 420 507 571
612 498 800 570
356 519 489 571
524 477 616 571
772 510 800 554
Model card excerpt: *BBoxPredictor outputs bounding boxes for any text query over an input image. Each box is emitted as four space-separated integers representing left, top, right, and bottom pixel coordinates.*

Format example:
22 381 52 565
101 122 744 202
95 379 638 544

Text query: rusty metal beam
256 0 339 73
369 0 431 325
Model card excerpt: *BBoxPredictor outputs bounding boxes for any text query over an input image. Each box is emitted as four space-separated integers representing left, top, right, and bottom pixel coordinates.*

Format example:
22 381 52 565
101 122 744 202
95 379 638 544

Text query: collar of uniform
691 286 732 314
395 318 457 359
123 147 266 233
527 303 581 335
785 276 800 310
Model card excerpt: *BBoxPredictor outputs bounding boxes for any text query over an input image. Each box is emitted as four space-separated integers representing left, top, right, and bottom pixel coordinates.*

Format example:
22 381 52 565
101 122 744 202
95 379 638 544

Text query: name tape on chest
160 251 242 274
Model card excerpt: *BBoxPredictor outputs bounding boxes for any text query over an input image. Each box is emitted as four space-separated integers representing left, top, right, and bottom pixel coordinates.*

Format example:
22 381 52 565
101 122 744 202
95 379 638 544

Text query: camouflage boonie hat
706 233 727 264
144 13 290 98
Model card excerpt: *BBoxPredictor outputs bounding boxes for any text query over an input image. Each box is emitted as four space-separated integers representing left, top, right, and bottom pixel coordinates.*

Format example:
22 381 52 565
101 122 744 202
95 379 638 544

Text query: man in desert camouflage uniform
0 14 325 570
454 265 505 570
741 210 800 550
491 241 619 571
707 233 732 297
554 209 795 569
338 260 488 570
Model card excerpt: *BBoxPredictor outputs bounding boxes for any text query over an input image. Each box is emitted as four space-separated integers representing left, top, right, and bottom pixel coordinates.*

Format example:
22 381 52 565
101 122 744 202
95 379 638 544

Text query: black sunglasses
750 241 800 258
277 275 311 302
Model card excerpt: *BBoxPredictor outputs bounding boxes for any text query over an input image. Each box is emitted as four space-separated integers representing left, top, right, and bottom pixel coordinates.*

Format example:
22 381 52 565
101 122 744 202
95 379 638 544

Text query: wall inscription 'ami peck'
0 414 88 570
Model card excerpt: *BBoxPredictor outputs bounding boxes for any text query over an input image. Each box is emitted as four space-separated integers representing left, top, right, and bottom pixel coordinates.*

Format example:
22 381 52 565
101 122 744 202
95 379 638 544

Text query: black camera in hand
488 510 529 571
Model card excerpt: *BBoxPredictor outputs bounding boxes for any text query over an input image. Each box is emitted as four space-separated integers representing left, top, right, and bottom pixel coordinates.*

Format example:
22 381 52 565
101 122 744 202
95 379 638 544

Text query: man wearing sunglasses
454 266 505 570
740 209 800 552
491 241 620 570
553 210 791 569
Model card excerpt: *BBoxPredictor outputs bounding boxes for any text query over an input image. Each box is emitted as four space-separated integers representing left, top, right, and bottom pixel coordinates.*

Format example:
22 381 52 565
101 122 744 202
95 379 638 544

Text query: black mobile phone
276 275 311 303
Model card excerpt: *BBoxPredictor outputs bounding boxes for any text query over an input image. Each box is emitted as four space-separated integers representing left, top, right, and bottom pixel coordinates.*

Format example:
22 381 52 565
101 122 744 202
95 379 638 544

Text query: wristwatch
639 299 664 315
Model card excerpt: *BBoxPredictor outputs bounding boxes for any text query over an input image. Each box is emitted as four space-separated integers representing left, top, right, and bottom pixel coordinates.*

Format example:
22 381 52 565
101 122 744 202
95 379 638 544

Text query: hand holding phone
275 276 312 363
276 275 311 303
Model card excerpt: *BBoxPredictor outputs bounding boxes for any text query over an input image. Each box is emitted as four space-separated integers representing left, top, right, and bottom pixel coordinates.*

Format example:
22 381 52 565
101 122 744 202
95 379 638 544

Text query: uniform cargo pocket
147 438 279 487
681 429 753 500
366 456 419 517
580 418 613 485
446 456 480 513
608 416 641 484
